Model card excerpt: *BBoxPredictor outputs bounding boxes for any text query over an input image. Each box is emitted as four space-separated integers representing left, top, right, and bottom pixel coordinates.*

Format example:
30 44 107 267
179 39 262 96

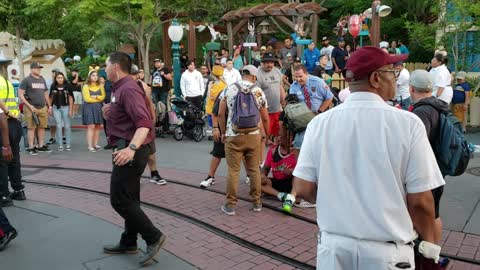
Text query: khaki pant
225 133 262 208
452 103 466 127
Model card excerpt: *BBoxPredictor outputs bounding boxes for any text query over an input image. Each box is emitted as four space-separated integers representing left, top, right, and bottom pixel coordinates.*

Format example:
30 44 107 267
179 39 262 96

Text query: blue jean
53 106 72 146
152 91 169 107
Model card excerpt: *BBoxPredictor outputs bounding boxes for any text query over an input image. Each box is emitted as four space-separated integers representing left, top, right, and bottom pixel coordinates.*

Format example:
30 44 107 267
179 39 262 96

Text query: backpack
231 83 260 133
432 109 472 176
283 95 315 133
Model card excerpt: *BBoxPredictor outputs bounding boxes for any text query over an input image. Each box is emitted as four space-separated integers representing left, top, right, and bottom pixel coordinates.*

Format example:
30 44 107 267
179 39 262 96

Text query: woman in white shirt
429 54 453 104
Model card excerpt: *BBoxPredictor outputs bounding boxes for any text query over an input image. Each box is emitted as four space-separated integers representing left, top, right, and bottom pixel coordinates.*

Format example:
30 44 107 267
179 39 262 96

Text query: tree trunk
144 34 152 83
15 25 24 80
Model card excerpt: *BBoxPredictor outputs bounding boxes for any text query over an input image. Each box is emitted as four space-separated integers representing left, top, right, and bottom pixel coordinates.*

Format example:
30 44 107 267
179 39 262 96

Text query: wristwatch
129 144 138 151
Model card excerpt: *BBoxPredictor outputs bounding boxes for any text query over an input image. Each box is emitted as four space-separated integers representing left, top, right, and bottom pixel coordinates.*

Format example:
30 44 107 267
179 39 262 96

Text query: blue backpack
432 110 472 176
231 83 260 133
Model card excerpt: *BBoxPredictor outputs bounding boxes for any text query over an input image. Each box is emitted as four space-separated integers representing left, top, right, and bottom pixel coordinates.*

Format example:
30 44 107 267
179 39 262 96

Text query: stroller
170 97 205 142
154 101 169 137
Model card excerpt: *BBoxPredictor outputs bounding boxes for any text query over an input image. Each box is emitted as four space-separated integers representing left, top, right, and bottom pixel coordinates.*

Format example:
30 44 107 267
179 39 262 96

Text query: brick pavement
20 156 480 269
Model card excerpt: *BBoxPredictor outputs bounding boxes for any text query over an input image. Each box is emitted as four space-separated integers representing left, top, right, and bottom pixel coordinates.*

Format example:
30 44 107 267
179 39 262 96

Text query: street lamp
168 19 184 98
364 1 392 47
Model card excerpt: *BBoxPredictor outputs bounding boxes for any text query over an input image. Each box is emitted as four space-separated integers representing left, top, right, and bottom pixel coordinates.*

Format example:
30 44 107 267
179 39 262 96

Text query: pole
371 0 381 47
172 41 182 98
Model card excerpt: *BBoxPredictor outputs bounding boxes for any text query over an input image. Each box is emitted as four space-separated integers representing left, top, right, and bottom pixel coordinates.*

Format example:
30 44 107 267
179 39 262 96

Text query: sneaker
94 145 102 150
88 147 96 153
37 145 52 153
295 199 316 208
27 147 38 156
149 174 167 185
10 190 26 201
282 194 296 213
221 204 235 216
46 138 56 145
66 145 71 151
0 229 17 251
245 176 250 184
200 176 215 188
277 192 287 202
0 196 13 207
252 204 262 212
58 146 64 152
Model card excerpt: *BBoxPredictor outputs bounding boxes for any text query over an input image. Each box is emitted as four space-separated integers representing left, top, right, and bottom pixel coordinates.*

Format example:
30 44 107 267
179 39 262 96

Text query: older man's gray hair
409 69 434 93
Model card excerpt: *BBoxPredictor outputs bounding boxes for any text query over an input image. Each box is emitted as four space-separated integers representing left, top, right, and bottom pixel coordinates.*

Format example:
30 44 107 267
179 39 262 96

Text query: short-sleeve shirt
293 92 445 243
320 45 335 70
264 145 297 180
303 48 321 73
289 75 333 112
331 46 348 70
19 75 48 108
396 68 410 100
223 80 267 137
280 46 297 66
256 67 283 113
49 85 74 109
452 82 471 104
430 64 453 104
151 67 171 93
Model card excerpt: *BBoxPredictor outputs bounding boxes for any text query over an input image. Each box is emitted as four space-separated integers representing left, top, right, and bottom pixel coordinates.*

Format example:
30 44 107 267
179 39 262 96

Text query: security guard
0 74 25 207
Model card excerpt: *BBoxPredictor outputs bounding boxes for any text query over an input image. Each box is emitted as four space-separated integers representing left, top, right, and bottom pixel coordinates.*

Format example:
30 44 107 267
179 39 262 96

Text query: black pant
186 95 203 110
110 144 161 246
0 119 23 197
0 208 14 234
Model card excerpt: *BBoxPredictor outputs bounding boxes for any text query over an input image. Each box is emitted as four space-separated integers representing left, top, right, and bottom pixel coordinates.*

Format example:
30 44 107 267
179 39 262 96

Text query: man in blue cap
332 38 349 75
303 41 321 74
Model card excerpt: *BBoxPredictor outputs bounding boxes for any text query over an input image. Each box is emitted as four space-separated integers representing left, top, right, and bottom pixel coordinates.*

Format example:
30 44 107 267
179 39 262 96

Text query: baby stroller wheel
193 126 203 142
174 126 184 141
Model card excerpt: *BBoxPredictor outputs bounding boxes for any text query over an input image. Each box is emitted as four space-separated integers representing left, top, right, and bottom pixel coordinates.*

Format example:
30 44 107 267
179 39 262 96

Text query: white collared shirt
180 69 205 97
430 64 453 104
223 68 242 86
293 92 445 243
396 68 410 100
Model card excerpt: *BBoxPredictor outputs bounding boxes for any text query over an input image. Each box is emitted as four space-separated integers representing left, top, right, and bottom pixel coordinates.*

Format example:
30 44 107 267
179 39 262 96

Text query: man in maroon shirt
101 51 165 266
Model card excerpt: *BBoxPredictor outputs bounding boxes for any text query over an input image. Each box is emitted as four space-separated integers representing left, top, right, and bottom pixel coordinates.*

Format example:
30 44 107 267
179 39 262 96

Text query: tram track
22 164 480 266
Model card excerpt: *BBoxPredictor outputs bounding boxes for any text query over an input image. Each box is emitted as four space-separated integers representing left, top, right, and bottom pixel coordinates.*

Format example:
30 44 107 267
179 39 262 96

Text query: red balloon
349 15 362 38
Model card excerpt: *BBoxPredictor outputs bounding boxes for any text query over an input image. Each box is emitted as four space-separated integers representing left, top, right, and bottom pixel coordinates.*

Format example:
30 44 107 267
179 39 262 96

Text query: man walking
218 65 269 215
291 47 444 269
102 52 165 266
320 37 335 76
256 52 284 141
18 62 52 155
0 75 25 206
180 60 205 109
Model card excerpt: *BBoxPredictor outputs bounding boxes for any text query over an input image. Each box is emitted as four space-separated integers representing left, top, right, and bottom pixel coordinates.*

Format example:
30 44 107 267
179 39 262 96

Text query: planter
469 96 480 126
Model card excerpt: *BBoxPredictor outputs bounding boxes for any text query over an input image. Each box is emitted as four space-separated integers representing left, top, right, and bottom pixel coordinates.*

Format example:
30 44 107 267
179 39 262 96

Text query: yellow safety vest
0 75 19 118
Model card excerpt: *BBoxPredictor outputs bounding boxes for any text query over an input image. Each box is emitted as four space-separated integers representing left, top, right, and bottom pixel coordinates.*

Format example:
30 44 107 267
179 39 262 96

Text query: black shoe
0 196 13 207
63 137 66 144
0 229 17 251
37 145 52 153
46 138 56 145
10 190 26 201
104 144 114 150
139 234 166 266
103 243 138 254
27 147 38 156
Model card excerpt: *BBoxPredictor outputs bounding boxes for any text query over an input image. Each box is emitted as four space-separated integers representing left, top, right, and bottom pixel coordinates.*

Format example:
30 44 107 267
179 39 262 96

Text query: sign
243 42 258 48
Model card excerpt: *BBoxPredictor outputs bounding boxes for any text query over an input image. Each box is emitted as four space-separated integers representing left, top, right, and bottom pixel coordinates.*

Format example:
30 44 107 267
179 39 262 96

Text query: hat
260 46 267 51
30 62 43 69
379 41 389 49
153 58 162 63
52 68 60 73
262 52 276 62
337 37 344 42
212 65 224 77
130 64 140 75
322 36 329 41
241 65 258 77
410 70 433 90
344 46 408 82
455 71 466 80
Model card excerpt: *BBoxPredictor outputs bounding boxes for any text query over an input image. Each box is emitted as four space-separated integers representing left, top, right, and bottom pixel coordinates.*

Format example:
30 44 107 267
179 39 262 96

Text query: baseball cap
262 52 276 62
455 71 466 80
241 65 258 77
30 62 43 69
130 64 140 75
409 70 433 90
153 58 162 63
379 41 389 49
344 46 408 82
322 36 329 41
337 37 344 42
260 46 267 51
52 68 60 73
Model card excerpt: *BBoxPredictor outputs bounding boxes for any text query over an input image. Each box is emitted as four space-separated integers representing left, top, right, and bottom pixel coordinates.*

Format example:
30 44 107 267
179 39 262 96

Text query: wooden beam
276 16 296 31
232 19 248 35
188 20 196 62
163 21 172 69
312 14 318 44
227 22 233 57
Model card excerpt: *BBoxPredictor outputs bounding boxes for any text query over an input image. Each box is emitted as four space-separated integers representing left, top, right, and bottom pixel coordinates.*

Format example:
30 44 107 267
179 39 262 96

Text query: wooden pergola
222 2 327 56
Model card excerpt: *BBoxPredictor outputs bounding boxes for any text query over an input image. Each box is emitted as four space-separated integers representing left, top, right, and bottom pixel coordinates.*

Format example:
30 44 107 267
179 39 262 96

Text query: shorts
210 141 225 159
293 130 306 150
24 106 48 129
271 178 293 193
73 92 83 105
432 185 444 219
268 112 281 137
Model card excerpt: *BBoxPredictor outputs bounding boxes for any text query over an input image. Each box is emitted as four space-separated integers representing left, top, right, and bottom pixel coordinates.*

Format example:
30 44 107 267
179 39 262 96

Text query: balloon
349 15 362 38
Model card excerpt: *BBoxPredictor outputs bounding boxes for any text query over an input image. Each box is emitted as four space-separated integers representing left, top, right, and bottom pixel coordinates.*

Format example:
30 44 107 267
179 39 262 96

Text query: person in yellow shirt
82 70 105 152
205 65 226 130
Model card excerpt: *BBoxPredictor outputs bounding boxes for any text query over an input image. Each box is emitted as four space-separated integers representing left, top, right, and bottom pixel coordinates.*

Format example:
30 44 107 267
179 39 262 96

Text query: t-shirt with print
256 67 283 113
223 80 268 137
19 75 48 108
50 84 74 109
151 67 171 93
280 46 297 67
264 145 297 181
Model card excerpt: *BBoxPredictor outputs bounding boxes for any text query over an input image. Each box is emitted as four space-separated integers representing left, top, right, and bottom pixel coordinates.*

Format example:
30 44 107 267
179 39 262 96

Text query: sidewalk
1 200 197 270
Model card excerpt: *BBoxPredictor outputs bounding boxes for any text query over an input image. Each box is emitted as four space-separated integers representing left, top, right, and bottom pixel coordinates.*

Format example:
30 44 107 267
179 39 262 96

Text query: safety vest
0 75 19 118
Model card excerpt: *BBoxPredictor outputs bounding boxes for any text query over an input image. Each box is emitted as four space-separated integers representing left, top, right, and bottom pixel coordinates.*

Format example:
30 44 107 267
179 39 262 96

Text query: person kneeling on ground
261 123 297 201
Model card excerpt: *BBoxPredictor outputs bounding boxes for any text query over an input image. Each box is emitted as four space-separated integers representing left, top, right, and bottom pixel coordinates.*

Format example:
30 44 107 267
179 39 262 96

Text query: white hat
379 41 389 49
410 70 433 90
455 71 466 80
241 65 258 77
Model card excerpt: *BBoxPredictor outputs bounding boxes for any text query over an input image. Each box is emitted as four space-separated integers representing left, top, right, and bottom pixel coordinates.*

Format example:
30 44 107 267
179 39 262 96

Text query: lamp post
364 1 392 47
168 19 184 98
